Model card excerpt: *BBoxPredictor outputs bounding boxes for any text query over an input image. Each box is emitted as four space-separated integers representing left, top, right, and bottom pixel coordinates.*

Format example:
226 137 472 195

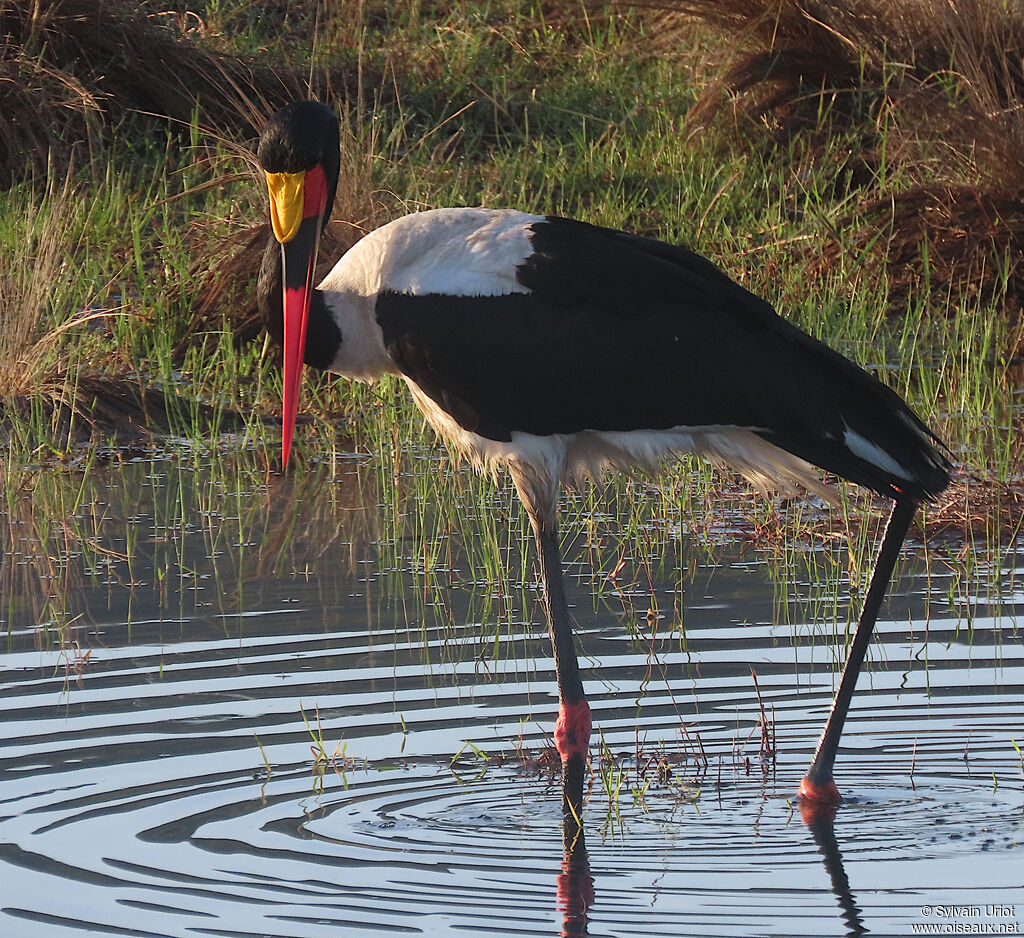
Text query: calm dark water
1 456 1022 937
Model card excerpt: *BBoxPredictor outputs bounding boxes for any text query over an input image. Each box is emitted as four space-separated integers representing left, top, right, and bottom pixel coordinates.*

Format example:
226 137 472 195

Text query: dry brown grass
921 475 1024 543
647 0 1024 139
0 43 104 188
639 0 1024 309
0 0 360 187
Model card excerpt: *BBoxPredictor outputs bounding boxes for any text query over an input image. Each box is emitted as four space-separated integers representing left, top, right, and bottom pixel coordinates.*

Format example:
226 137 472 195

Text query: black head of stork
255 100 952 822
257 100 341 467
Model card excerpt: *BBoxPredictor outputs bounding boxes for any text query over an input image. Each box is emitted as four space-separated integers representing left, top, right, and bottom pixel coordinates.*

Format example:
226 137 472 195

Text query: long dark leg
529 514 591 817
800 496 918 807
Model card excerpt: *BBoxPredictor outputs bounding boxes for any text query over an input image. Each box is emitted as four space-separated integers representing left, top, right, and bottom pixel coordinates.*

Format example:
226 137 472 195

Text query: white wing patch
316 207 544 380
326 207 543 299
843 427 913 480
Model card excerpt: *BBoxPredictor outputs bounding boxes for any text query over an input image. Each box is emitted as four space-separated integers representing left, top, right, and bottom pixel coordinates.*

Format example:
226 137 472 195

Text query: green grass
0 0 1020 655
2 3 1016 463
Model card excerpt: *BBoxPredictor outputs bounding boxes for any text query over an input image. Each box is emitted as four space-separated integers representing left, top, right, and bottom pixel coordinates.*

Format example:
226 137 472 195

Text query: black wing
376 215 950 501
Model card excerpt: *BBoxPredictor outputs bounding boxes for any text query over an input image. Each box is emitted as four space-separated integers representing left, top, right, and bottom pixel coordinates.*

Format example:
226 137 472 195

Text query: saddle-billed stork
256 100 951 815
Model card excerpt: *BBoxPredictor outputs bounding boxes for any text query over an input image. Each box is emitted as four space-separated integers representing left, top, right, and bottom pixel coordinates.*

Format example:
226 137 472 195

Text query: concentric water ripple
1 460 1022 936
4 750 1022 937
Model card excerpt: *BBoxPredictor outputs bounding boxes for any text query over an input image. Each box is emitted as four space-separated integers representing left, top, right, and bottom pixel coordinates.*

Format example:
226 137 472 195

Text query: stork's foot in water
555 699 592 816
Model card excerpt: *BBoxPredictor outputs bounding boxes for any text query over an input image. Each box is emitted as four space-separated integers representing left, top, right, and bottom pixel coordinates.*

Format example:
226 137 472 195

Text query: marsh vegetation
0 2 1019 508
1 3 1023 933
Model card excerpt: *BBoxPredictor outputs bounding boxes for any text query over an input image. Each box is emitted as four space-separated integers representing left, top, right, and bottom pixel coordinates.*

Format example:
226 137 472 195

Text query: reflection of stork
256 100 951 813
806 811 868 936
558 806 593 938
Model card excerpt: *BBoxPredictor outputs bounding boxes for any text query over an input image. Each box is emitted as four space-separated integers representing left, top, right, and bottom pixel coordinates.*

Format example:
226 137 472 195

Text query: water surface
1 456 1022 936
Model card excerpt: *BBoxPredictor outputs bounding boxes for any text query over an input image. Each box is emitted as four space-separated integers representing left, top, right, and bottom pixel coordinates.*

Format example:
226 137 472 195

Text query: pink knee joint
554 700 592 762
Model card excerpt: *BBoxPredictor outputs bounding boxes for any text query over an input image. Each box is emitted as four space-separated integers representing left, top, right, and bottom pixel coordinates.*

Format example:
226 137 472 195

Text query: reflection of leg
805 813 867 936
531 519 592 817
801 497 918 806
558 811 594 937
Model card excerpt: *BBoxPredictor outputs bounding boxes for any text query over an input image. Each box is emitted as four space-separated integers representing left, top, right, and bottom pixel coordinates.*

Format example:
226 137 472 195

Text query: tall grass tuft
0 162 130 436
0 0 364 187
655 0 1024 306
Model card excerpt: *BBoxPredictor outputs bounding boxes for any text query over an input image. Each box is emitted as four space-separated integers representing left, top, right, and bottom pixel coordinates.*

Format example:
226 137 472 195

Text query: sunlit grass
0 0 1018 693
1 1 1017 490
